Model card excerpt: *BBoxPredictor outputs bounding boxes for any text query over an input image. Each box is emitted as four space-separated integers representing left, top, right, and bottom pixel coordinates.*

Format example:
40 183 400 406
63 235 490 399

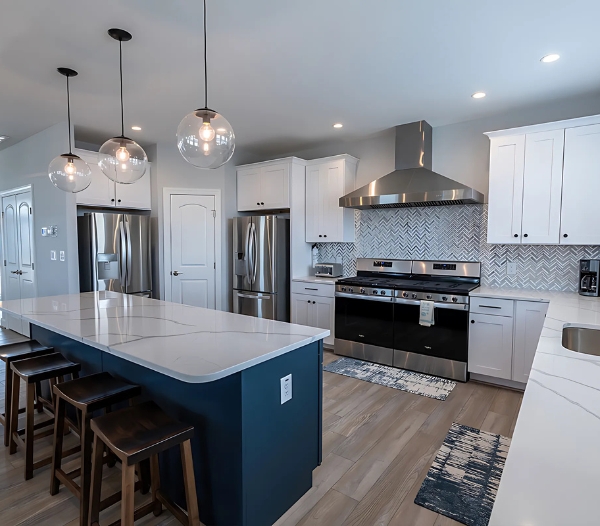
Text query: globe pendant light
48 68 92 193
176 0 235 169
99 29 148 184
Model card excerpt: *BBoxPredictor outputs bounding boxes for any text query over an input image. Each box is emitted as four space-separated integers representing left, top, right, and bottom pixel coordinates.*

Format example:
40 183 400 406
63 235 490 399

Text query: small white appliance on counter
314 263 343 278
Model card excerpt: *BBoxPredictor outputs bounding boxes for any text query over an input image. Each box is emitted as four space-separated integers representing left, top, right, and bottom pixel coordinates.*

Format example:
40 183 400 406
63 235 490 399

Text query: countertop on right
485 288 600 526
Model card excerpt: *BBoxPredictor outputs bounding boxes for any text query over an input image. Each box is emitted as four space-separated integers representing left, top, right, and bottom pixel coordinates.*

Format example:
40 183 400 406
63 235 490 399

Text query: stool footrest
157 490 190 525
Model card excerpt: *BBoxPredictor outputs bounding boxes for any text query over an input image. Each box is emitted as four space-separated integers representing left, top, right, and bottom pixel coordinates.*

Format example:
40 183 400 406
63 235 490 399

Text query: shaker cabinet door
468 313 514 379
560 124 600 245
487 135 525 244
237 167 262 211
512 301 548 384
75 150 116 207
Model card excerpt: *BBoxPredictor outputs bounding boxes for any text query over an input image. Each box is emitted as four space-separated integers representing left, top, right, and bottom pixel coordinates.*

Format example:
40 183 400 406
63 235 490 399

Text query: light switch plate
50 250 56 261
507 262 517 275
59 251 65 262
280 374 292 404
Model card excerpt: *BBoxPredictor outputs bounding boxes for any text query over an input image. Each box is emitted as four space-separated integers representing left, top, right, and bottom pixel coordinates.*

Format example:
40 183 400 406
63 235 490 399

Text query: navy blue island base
32 325 323 526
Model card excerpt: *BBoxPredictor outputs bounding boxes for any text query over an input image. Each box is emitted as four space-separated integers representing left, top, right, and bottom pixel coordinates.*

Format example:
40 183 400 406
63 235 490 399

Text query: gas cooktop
336 276 479 295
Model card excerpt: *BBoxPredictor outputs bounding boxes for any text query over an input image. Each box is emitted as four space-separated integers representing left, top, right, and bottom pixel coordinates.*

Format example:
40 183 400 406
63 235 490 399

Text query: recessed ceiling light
472 92 486 99
0 135 9 142
333 123 343 128
131 126 142 131
541 54 560 63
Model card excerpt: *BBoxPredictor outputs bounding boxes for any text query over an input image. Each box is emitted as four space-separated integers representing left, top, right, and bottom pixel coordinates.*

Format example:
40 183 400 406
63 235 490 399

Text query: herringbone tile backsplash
316 204 600 291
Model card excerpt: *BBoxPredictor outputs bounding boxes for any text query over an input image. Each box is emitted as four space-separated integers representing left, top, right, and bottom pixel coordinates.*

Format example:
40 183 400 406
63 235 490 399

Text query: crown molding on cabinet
484 113 600 138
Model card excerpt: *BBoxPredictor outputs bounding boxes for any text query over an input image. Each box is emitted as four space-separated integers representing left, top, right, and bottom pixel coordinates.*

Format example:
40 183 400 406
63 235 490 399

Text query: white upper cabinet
486 114 600 246
521 130 564 244
75 148 152 210
236 160 291 211
305 155 358 243
560 124 600 245
487 135 525 244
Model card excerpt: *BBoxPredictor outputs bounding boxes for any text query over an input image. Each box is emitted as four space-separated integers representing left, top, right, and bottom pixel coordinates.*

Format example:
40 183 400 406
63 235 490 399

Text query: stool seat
0 340 52 362
11 352 80 382
53 372 141 412
91 401 194 466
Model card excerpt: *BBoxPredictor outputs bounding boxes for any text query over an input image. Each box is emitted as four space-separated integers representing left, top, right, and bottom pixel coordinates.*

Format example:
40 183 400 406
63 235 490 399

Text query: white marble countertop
470 286 553 302
293 276 340 285
0 292 329 384
488 290 600 525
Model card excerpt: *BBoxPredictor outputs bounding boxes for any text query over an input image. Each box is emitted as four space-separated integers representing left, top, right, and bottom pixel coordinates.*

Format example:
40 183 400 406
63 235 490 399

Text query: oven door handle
394 297 469 311
335 292 394 303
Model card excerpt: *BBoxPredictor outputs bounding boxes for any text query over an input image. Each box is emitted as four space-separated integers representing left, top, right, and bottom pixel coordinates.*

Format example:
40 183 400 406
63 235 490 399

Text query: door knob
172 270 183 276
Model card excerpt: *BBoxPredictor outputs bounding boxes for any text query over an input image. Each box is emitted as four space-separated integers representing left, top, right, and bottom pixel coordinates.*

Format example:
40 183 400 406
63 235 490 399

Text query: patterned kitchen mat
323 357 456 400
414 422 511 526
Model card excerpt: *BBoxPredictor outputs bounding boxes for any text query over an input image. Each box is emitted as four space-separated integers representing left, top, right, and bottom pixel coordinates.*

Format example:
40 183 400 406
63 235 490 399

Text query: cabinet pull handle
260 202 264 205
324 235 327 238
257 202 260 205
305 287 318 291
307 300 310 303
471 320 475 323
318 235 322 238
118 199 122 203
312 301 316 304
111 199 115 202
479 305 501 309
513 234 518 238
523 233 528 238
563 234 568 238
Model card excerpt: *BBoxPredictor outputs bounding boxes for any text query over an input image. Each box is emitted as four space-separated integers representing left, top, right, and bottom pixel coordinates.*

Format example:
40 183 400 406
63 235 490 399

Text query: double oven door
335 294 469 380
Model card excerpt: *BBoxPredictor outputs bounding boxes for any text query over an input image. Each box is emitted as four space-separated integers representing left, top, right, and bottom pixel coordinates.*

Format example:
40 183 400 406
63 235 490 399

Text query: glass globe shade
99 136 148 184
48 154 92 193
176 109 235 169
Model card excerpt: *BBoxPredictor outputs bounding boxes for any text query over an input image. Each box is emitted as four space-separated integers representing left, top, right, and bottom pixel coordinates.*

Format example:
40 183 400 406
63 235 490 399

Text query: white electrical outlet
280 374 292 404
50 250 56 261
59 251 65 262
507 262 517 276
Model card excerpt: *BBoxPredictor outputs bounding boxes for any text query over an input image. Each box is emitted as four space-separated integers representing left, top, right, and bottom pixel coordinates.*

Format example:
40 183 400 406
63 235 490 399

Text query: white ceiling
2 0 600 155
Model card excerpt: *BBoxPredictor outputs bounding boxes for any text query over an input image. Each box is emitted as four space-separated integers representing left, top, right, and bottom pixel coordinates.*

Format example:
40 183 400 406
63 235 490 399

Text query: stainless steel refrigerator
78 212 152 296
233 216 290 321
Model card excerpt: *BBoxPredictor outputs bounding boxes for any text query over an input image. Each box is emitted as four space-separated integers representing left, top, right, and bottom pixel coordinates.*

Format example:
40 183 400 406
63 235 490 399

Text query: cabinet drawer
292 281 335 298
470 297 514 317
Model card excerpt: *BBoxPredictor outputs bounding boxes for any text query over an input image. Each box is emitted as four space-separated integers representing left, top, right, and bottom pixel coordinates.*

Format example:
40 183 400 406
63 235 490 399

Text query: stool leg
89 434 104 526
121 463 136 526
50 396 66 495
180 440 200 526
9 371 21 455
24 382 35 480
79 411 93 526
35 381 44 413
3 364 13 447
150 454 162 517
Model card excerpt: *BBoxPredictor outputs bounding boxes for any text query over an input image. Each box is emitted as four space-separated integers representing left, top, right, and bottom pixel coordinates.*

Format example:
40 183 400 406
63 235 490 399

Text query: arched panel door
1 195 20 301
169 194 216 308
16 191 35 299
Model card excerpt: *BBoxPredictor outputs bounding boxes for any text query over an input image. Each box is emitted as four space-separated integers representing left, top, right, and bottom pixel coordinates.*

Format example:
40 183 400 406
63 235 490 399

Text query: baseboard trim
470 373 526 391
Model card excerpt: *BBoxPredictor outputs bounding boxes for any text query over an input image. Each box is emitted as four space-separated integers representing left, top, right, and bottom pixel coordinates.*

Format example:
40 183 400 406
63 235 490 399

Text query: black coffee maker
579 260 600 296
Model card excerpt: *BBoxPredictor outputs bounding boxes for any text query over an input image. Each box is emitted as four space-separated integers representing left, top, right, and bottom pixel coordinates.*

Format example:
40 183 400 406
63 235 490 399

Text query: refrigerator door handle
125 217 132 288
251 223 258 284
236 292 271 300
119 221 127 289
91 214 99 287
245 221 252 284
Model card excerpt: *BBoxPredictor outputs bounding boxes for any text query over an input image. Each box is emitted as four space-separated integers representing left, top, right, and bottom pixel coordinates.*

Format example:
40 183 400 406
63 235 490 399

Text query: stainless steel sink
562 326 600 356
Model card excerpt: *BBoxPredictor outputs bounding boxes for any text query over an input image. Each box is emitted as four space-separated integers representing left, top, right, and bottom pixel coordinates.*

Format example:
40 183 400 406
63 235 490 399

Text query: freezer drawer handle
237 293 270 300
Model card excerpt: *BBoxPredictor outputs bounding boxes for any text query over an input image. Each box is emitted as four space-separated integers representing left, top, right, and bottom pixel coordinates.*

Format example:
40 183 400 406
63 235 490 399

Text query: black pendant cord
66 75 73 154
203 0 208 108
119 39 125 138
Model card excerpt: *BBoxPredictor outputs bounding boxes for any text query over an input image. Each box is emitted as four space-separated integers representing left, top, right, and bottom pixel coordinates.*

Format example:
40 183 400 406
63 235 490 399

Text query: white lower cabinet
468 313 514 379
512 301 548 383
291 291 334 346
468 297 548 384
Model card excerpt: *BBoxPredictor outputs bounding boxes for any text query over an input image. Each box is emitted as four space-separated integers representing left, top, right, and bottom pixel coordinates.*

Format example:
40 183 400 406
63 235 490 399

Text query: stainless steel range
334 258 481 382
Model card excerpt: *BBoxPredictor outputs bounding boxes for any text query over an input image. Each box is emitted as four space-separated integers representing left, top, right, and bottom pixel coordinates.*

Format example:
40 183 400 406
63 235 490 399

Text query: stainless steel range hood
340 121 484 209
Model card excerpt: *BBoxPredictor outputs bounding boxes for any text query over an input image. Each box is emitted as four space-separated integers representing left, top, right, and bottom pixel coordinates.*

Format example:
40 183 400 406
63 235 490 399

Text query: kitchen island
0 291 329 526
471 288 600 526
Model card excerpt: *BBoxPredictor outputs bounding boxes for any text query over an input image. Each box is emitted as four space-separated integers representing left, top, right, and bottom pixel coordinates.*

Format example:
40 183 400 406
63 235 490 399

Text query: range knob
442 296 448 302
426 294 432 300
349 287 354 293
372 290 379 295
452 296 458 303
341 287 346 292
380 290 386 296
412 293 418 299
402 291 409 298
360 288 366 294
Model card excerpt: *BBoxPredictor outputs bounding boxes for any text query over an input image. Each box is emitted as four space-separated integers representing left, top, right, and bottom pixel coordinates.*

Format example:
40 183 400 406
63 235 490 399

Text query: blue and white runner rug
414 422 511 526
323 357 456 400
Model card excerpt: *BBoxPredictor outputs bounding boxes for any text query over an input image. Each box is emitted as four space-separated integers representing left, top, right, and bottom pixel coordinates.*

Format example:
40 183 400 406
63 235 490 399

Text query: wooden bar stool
0 340 54 446
9 352 81 479
89 401 200 526
50 372 141 526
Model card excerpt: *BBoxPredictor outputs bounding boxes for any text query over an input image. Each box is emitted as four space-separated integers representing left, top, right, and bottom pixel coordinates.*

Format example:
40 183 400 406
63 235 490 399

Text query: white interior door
2 194 21 301
15 191 35 298
169 194 216 308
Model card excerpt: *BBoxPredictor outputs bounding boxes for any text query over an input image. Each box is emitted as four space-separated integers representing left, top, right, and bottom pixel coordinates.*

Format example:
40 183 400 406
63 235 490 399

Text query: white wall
0 122 79 297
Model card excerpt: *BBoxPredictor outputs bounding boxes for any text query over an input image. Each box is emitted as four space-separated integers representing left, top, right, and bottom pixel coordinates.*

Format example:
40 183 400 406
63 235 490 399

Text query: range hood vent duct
340 121 484 209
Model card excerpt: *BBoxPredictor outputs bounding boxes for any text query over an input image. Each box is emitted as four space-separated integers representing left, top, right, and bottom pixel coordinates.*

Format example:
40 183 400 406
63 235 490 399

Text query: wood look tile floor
0 330 523 526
